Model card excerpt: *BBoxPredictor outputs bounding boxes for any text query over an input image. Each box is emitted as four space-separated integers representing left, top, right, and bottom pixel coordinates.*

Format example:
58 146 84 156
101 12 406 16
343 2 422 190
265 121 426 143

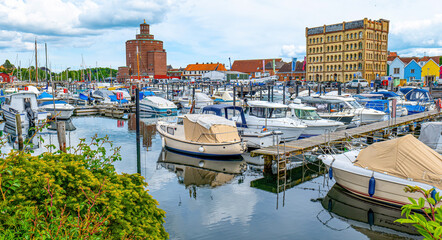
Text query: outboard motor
24 100 36 134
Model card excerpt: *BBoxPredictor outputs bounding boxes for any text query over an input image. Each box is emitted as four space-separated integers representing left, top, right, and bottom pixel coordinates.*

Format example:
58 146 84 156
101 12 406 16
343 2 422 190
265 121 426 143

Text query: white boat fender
369 172 376 197
198 146 205 152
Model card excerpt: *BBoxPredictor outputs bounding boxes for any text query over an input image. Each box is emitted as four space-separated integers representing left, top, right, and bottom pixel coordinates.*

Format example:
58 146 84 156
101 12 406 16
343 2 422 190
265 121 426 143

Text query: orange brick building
123 20 167 79
182 62 227 80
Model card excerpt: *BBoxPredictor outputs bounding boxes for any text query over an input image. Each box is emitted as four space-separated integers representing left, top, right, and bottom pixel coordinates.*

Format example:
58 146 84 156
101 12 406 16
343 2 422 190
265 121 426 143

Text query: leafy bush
0 135 168 239
396 186 442 240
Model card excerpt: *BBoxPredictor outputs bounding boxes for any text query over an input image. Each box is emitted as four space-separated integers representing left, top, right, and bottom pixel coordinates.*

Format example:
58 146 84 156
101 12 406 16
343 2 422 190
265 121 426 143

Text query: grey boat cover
418 122 442 151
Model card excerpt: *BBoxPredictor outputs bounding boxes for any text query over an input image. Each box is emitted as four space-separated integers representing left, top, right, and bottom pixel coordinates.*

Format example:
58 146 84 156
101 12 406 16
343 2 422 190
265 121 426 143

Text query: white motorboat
212 90 241 106
297 96 355 125
288 101 344 138
38 100 75 120
157 114 246 157
240 101 306 141
140 96 178 116
1 92 48 130
179 90 213 112
320 135 442 207
320 96 385 124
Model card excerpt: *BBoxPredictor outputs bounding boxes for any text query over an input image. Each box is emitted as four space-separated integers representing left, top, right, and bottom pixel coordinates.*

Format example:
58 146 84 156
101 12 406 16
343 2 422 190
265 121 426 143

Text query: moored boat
157 114 246 157
320 135 442 207
140 96 178 116
38 100 75 120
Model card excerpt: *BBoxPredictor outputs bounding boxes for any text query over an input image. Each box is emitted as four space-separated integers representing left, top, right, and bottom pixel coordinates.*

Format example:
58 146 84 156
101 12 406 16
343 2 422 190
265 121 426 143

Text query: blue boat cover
404 88 431 102
139 91 155 99
358 99 389 113
79 93 94 101
39 100 68 106
109 95 128 103
38 92 53 99
370 91 399 98
405 105 426 114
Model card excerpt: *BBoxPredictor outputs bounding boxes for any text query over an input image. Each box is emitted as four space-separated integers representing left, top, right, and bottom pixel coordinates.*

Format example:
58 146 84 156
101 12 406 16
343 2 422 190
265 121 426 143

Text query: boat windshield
346 100 362 109
294 109 321 120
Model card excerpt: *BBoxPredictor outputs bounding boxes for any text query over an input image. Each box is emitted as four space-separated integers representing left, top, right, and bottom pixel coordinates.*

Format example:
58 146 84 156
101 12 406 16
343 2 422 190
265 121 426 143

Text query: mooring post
263 155 273 174
57 121 66 152
267 85 271 101
136 87 141 174
15 114 23 151
338 82 342 96
259 87 262 100
308 86 311 96
295 84 299 97
283 83 286 104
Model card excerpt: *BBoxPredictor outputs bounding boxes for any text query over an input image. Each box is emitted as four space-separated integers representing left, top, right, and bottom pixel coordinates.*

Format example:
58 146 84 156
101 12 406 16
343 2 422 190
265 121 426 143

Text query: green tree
2 59 14 71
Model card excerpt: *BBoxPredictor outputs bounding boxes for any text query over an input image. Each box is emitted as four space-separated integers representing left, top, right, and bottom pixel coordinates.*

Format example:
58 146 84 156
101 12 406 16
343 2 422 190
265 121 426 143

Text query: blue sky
1 0 442 72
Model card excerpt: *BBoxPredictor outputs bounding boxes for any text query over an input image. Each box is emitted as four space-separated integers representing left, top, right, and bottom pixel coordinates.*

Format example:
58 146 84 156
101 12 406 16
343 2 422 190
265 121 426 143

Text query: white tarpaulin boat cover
183 114 239 143
141 96 176 108
418 122 442 151
354 134 442 189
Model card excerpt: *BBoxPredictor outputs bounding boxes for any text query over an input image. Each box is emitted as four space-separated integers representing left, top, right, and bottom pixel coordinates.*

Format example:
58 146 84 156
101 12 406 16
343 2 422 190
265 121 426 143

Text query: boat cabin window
226 108 241 119
4 97 10 105
294 109 321 120
177 118 184 125
167 127 174 135
249 107 266 118
249 107 286 118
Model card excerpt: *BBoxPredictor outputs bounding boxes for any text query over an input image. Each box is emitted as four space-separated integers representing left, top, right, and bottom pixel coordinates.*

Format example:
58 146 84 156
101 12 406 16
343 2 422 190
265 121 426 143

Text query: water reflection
319 185 419 239
157 148 247 189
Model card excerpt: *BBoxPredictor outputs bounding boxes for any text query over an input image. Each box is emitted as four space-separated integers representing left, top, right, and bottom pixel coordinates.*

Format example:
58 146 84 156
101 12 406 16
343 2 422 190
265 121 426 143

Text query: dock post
338 82 342 95
166 83 169 100
240 84 243 99
283 83 286 104
15 114 23 151
56 121 66 153
259 87 262 100
267 85 271 101
233 85 236 110
357 83 361 94
295 84 299 97
271 86 274 102
308 86 311 96
136 87 141 174
263 155 273 174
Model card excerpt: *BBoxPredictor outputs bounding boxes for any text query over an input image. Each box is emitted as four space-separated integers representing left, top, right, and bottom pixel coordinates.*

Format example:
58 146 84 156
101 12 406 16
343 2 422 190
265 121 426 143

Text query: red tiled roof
184 63 227 71
231 58 282 73
399 57 419 65
278 61 305 73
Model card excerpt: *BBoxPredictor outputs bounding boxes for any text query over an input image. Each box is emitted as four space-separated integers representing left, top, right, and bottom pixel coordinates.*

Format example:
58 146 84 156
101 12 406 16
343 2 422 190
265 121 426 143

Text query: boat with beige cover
320 134 442 207
157 114 246 157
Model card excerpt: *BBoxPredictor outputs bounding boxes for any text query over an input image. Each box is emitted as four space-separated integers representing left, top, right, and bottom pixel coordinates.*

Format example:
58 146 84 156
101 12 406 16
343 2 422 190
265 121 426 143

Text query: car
348 78 369 88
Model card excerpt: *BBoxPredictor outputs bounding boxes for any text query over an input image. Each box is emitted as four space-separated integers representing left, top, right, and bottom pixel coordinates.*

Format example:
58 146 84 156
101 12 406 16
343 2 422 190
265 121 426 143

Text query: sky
1 0 442 72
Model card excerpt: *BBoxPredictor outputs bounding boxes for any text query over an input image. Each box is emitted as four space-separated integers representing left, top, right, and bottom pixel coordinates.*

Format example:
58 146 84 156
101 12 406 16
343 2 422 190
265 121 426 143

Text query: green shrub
396 186 442 240
0 135 168 239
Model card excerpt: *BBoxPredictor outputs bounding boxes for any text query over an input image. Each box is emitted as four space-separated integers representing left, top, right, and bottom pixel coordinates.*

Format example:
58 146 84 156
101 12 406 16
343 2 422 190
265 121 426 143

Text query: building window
411 69 415 74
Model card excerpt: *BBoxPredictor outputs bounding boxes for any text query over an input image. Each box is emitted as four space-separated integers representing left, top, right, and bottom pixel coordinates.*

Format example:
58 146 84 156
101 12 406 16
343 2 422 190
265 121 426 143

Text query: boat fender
431 188 437 203
329 167 333 180
367 208 374 227
368 175 376 197
198 146 205 152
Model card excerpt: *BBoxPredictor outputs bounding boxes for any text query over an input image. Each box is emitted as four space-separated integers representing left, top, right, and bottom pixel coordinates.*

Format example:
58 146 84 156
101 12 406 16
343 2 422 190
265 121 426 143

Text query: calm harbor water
3 116 419 240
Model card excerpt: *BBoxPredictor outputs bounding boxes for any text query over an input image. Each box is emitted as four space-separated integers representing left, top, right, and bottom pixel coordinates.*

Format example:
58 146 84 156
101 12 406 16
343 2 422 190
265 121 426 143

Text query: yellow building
421 59 439 85
305 18 389 83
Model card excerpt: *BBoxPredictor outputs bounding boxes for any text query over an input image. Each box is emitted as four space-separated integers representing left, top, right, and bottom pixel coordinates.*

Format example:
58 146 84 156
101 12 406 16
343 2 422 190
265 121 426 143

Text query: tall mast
45 42 48 81
35 38 38 84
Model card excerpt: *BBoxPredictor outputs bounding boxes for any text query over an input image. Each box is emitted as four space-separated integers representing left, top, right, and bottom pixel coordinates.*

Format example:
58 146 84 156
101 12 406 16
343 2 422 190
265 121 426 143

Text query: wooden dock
252 110 442 158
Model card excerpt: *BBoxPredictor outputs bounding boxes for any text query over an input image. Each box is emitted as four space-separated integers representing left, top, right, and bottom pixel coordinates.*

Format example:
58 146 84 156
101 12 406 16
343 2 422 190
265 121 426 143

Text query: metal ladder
276 136 287 209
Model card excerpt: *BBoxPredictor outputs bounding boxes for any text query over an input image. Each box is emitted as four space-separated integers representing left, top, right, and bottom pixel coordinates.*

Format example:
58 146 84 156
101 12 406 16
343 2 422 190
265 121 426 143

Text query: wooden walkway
251 110 442 158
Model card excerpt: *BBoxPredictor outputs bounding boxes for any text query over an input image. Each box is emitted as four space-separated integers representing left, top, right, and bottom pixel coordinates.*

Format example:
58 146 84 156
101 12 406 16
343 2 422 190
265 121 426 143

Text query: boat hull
322 153 439 207
40 107 74 120
157 125 246 158
140 103 178 116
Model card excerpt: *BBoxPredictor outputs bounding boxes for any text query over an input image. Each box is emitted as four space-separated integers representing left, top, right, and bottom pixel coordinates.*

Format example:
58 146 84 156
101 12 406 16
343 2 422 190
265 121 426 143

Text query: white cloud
398 48 442 57
280 45 306 58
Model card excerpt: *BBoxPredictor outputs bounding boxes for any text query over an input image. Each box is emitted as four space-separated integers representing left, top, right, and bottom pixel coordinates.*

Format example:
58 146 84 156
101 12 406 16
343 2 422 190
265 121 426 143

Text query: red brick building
124 20 167 79
231 58 282 78
276 61 306 82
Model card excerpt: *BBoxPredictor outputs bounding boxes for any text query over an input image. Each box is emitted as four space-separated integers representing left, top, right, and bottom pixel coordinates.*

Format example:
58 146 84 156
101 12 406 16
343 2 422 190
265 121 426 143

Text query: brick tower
125 20 167 78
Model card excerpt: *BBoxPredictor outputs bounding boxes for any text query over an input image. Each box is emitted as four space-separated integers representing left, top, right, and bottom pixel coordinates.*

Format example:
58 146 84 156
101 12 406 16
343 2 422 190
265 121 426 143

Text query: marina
2 4 442 238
